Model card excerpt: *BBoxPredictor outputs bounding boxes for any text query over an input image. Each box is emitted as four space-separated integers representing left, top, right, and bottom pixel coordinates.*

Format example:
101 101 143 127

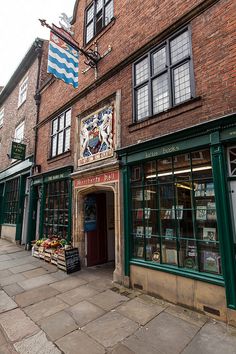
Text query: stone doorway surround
72 169 123 284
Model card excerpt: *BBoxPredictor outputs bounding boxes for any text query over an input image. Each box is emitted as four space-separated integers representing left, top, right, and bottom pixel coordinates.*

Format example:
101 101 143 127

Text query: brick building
0 39 48 245
31 0 236 323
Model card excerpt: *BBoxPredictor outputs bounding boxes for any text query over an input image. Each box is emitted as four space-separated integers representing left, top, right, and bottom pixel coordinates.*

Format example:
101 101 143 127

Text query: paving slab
0 270 13 279
57 285 99 306
109 344 135 354
24 296 68 322
3 283 25 297
0 343 18 354
116 297 164 325
0 257 31 270
14 285 59 307
51 270 71 281
89 289 129 311
76 270 102 282
50 277 88 293
66 300 105 327
9 263 39 274
182 321 236 354
17 273 57 290
0 255 12 261
0 273 26 287
88 278 114 292
82 311 139 348
0 308 39 341
14 330 61 354
123 312 199 354
22 267 49 279
0 290 17 313
38 310 78 341
0 329 6 347
165 304 208 327
56 329 105 354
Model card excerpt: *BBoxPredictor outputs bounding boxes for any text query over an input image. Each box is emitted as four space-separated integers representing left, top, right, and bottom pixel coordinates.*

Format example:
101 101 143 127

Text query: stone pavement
0 239 236 354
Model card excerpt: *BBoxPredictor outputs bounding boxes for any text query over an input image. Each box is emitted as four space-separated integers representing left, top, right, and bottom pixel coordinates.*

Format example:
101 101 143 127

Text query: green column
26 184 37 246
15 176 26 242
39 183 46 238
122 163 131 276
211 141 236 309
67 178 72 243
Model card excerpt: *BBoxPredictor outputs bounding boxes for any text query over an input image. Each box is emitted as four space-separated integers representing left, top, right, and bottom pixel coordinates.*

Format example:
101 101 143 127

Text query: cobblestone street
0 239 236 354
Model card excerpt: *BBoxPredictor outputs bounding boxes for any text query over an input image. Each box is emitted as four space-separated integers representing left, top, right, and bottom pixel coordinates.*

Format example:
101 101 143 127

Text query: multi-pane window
43 180 70 239
130 149 221 276
51 109 71 157
3 178 20 224
14 121 25 142
18 75 28 107
0 108 4 127
85 0 113 44
133 28 194 121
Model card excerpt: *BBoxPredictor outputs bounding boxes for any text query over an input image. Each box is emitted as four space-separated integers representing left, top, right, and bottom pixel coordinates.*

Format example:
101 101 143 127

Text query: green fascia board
117 113 236 161
0 158 33 181
130 260 225 287
38 166 73 184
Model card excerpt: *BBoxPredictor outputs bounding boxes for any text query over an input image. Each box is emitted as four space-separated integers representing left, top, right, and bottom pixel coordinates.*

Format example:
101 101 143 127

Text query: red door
87 194 108 266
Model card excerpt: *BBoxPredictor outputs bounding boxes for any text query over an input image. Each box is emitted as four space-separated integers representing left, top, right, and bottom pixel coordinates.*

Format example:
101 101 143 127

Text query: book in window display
171 205 183 220
136 226 144 238
165 248 178 264
195 183 205 197
145 226 152 238
144 207 151 219
196 205 207 221
202 251 221 274
207 202 216 221
136 208 143 220
205 182 215 197
203 227 216 241
137 246 144 258
163 209 172 219
165 228 174 240
146 244 153 260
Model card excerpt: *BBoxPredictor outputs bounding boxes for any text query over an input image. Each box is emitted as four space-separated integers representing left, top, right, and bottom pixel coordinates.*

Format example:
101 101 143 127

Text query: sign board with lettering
10 142 26 160
65 248 81 274
74 170 119 188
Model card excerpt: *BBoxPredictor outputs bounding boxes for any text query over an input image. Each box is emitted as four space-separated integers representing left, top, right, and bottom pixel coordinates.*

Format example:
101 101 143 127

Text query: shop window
43 180 70 239
3 178 20 224
130 148 222 276
133 27 194 121
18 75 28 107
0 107 4 127
84 0 114 44
51 109 71 157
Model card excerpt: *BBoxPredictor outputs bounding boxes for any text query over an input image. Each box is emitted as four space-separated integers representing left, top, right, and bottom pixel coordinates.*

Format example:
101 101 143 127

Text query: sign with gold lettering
74 171 119 188
10 142 26 160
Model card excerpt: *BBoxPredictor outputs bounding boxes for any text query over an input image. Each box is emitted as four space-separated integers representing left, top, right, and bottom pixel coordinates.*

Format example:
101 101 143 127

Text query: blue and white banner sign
47 32 79 88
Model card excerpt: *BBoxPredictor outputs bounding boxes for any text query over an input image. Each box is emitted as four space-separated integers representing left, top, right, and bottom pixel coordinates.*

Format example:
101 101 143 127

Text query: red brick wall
37 0 236 171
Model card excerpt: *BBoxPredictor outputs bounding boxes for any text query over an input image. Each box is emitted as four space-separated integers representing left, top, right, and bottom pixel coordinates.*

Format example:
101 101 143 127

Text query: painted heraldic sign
11 141 26 160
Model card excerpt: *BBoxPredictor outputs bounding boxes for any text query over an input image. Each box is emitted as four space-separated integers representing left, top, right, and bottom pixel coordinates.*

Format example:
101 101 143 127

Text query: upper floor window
51 109 71 158
133 28 194 121
14 121 25 142
18 75 28 107
85 0 114 44
0 108 4 127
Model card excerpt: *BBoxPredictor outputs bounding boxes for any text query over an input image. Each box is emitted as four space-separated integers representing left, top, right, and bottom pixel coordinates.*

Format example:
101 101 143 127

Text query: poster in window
144 207 151 219
137 246 144 258
146 226 152 238
196 205 207 221
172 205 183 219
136 208 143 220
165 248 177 264
205 182 215 197
165 228 174 240
163 209 172 219
136 226 144 238
202 251 221 273
203 227 216 241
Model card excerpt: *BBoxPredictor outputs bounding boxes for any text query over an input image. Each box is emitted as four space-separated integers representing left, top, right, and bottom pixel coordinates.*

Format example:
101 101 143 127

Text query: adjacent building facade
0 39 48 245
8 0 236 325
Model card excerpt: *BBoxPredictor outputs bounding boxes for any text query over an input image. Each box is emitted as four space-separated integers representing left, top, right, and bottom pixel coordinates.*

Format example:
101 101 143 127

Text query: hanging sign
10 142 26 160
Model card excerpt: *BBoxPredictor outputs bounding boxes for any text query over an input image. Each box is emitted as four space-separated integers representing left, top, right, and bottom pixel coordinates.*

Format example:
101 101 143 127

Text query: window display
130 148 221 276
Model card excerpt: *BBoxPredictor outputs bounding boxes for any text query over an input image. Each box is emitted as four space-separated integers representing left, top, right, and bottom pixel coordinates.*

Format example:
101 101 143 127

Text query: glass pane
144 161 156 181
173 62 191 104
175 183 192 209
135 57 149 85
131 165 142 184
96 0 103 12
65 110 71 127
131 187 143 209
158 158 173 183
86 22 94 43
136 85 149 120
162 240 178 265
64 128 70 151
199 243 222 274
178 210 194 238
87 4 94 23
152 47 166 74
52 135 57 157
179 239 198 270
59 115 64 131
57 132 63 154
152 73 169 114
159 184 174 209
170 31 190 64
52 119 58 134
105 1 113 25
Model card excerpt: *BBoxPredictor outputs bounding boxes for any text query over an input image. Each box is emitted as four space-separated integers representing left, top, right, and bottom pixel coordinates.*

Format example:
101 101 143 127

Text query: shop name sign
74 171 119 188
10 141 26 160
145 145 180 158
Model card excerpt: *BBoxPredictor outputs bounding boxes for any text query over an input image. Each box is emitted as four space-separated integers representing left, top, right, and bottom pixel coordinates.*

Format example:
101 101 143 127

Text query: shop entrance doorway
85 191 115 267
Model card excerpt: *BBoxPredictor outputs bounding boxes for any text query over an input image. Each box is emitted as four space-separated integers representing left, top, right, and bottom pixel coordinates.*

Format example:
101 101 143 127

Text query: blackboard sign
65 248 81 274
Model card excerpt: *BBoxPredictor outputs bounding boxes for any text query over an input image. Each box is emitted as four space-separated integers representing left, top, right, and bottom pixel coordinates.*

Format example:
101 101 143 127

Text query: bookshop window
43 180 70 239
130 148 221 276
3 178 20 224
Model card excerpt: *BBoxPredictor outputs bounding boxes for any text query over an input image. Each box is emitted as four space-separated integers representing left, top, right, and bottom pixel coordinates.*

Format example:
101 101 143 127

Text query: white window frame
0 107 4 127
18 75 28 107
14 121 25 142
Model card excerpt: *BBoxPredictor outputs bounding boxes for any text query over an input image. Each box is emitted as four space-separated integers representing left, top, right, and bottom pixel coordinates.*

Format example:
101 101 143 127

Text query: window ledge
47 150 71 163
130 259 224 287
129 96 202 133
83 17 116 49
17 100 26 110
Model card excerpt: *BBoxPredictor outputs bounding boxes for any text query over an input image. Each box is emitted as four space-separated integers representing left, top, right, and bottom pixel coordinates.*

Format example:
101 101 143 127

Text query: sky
0 0 76 86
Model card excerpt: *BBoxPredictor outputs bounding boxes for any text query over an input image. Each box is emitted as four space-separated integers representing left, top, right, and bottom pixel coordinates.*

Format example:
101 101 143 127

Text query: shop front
118 113 236 324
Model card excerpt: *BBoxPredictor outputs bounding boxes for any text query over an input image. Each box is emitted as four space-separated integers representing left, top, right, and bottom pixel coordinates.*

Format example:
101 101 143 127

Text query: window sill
17 99 26 110
129 97 202 133
47 150 71 163
130 258 224 287
83 17 116 49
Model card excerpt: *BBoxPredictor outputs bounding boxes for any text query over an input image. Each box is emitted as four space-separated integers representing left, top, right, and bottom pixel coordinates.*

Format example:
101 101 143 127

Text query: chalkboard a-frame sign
65 248 81 274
